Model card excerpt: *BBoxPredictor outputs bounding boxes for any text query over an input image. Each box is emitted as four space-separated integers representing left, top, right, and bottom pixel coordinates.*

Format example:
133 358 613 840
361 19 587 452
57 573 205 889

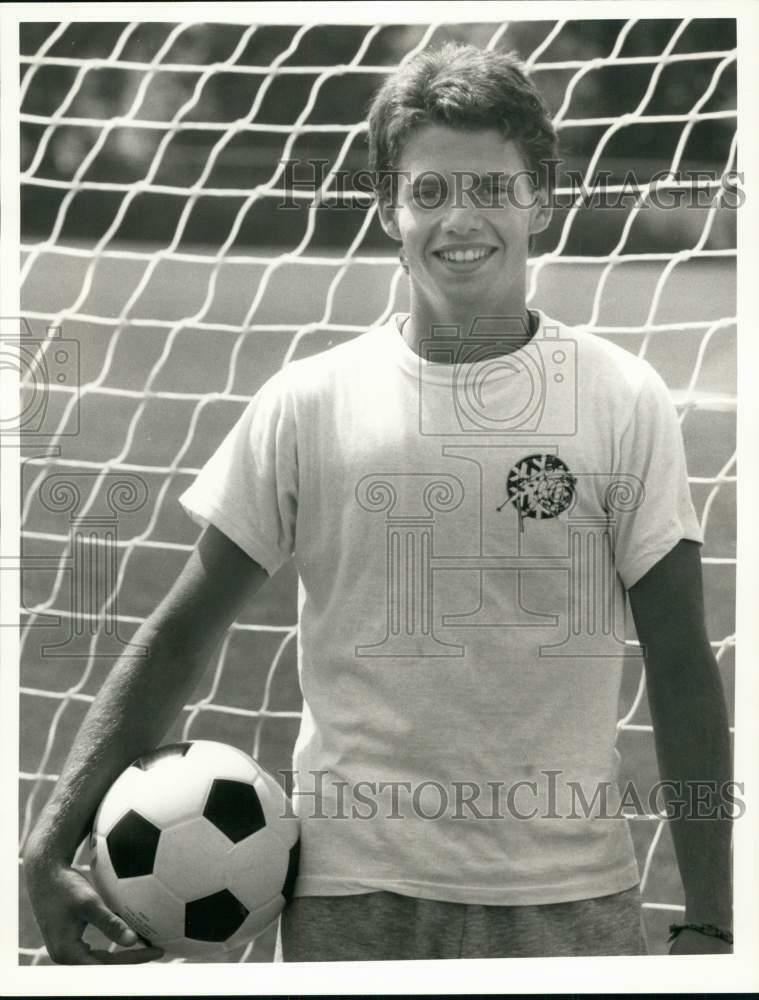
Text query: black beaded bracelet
668 922 733 945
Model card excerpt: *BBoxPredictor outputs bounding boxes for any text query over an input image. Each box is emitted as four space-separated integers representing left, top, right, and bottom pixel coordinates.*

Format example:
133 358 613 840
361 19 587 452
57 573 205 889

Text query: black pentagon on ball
106 810 161 878
131 741 192 771
203 779 265 843
185 888 249 942
282 839 300 902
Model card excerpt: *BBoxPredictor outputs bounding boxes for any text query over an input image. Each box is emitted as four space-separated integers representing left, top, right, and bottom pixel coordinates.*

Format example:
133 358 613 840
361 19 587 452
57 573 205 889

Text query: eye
481 175 510 203
412 176 448 208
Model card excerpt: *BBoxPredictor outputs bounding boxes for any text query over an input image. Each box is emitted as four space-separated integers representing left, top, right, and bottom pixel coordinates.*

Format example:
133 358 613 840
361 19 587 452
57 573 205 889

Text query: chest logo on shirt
498 453 576 520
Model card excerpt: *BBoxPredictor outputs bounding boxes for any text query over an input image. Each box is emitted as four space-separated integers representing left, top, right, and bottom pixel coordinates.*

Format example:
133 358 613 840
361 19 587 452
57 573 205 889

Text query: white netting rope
18 18 736 963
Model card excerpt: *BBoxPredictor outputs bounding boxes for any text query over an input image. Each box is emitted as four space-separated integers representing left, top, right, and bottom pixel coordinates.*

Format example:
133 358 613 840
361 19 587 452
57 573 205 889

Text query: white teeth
439 248 491 262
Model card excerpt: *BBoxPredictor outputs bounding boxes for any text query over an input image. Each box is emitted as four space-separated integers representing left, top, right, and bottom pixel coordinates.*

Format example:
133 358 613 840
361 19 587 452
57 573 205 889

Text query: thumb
114 924 139 948
83 896 139 947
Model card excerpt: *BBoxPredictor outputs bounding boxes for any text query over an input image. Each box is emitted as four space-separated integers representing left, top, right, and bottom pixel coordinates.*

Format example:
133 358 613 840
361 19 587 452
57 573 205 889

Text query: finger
48 926 163 965
81 898 139 947
47 939 105 965
89 946 165 964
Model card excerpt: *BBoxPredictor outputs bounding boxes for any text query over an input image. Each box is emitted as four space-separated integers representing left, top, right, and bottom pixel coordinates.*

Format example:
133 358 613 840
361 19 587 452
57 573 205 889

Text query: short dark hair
367 42 558 198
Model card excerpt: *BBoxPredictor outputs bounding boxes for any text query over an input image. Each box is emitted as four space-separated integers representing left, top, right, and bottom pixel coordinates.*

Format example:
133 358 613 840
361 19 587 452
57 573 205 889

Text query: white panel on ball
91 766 145 831
111 874 185 945
186 740 259 788
153 818 234 901
226 828 289 906
120 758 209 828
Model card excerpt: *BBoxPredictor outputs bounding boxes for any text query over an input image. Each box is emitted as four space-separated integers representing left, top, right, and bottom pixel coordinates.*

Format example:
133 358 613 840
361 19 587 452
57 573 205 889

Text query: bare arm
627 539 733 953
23 525 269 964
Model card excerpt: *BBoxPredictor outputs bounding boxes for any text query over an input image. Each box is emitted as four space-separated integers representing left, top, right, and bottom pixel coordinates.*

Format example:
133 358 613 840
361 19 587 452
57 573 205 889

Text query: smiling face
378 125 552 322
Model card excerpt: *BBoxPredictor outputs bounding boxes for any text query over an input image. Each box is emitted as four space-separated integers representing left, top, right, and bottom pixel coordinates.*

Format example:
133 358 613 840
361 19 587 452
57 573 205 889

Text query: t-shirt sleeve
177 370 297 577
611 366 703 590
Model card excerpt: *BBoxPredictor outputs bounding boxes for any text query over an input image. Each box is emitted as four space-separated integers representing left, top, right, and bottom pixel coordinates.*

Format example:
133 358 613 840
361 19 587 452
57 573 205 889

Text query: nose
440 201 484 235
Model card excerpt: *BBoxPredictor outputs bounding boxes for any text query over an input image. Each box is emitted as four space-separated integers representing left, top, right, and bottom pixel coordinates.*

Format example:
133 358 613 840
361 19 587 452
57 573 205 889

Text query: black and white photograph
2 0 758 993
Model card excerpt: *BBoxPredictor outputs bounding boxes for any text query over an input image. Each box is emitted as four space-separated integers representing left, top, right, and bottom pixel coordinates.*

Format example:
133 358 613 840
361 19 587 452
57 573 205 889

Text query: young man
24 44 732 962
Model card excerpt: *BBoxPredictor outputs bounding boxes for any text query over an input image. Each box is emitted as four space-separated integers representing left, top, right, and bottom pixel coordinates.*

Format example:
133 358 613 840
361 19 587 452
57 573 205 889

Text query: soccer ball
88 740 299 958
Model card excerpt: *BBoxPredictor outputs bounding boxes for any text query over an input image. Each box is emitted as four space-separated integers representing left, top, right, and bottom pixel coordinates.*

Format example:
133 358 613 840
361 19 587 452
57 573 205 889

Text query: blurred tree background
20 18 737 254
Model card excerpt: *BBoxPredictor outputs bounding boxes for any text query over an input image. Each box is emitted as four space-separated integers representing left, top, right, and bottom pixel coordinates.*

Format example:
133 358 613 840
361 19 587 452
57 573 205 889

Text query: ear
377 195 402 243
528 187 553 237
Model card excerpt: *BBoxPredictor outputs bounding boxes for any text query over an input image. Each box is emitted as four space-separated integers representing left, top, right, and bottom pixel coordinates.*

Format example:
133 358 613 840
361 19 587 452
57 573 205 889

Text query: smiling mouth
433 247 498 265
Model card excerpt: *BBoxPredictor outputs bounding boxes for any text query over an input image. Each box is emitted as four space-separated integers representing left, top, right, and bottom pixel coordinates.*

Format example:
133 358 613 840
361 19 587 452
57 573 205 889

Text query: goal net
18 14 736 963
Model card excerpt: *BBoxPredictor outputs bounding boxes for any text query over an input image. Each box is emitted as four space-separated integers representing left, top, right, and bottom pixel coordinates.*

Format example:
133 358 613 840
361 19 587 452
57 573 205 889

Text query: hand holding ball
88 740 299 958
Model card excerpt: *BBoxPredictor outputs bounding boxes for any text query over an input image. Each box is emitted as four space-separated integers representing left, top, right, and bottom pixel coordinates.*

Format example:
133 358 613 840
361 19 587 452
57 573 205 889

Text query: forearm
21 529 268 964
24 622 210 867
646 646 733 927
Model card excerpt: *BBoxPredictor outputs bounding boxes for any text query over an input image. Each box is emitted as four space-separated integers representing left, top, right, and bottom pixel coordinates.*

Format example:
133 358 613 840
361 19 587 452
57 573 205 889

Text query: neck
400 294 537 361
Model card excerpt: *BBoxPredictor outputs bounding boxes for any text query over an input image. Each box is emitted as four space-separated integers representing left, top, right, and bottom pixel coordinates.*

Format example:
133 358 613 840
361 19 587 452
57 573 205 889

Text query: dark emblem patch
501 454 576 520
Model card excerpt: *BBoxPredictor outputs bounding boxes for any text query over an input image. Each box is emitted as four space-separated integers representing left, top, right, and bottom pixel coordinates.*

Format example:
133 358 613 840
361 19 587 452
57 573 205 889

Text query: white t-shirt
179 311 703 905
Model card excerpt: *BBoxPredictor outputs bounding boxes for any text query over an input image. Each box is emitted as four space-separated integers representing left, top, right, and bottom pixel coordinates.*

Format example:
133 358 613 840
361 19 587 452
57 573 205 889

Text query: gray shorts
276 885 647 961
